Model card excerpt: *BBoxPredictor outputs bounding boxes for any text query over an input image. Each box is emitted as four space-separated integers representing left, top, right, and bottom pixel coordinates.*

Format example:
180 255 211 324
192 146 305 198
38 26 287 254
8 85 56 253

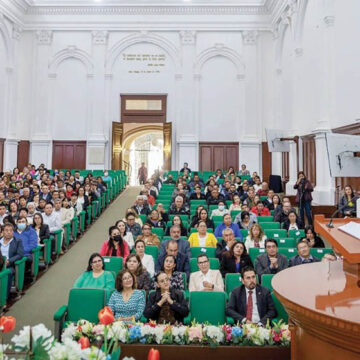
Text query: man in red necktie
226 266 277 326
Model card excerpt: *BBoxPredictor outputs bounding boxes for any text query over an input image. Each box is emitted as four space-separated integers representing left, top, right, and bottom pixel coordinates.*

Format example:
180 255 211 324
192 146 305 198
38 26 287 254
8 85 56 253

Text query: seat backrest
225 273 242 295
67 288 106 323
189 291 226 325
0 269 10 307
261 274 275 291
145 246 159 263
169 214 189 222
138 214 147 223
212 215 224 223
249 248 266 264
151 228 164 237
278 248 297 260
231 210 241 219
190 258 219 273
258 216 274 223
264 229 288 240
241 229 249 238
103 257 123 274
261 222 280 230
310 248 333 260
288 229 305 241
190 247 216 259
278 238 296 248
271 291 288 323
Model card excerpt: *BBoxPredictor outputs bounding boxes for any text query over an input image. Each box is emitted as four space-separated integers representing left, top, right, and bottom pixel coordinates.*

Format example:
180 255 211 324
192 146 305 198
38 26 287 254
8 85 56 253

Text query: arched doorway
123 128 164 185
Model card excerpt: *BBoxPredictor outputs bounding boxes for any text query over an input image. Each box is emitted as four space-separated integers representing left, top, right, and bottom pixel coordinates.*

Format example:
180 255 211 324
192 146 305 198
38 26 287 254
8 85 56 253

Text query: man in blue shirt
214 214 243 239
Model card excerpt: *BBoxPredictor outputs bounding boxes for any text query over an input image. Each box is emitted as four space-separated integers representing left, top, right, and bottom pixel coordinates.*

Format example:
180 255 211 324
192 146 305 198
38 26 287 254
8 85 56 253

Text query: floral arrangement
63 318 290 348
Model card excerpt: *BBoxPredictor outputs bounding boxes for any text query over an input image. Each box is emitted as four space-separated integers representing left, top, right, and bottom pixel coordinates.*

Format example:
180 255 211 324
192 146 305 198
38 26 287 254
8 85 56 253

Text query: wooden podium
272 215 360 360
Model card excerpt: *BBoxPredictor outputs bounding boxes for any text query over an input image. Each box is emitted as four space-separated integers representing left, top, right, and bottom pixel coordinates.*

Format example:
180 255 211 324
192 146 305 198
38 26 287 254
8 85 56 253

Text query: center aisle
5 186 141 339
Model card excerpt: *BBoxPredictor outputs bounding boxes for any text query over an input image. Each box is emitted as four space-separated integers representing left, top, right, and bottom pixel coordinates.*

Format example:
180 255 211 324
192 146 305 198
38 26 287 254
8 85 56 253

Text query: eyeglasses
198 260 209 265
158 278 170 284
92 260 102 264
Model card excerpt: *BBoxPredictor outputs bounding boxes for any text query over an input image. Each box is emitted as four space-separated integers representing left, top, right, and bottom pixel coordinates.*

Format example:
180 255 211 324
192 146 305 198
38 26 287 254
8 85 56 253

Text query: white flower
49 342 68 360
32 323 54 351
204 326 224 343
81 346 106 360
61 323 77 342
258 327 270 342
154 326 165 344
108 322 127 343
0 344 9 360
140 324 154 337
56 338 83 360
11 325 30 349
77 320 93 334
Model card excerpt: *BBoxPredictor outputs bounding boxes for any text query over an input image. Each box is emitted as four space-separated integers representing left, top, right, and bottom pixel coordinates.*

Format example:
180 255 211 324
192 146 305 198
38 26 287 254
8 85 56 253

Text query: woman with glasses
158 254 184 290
144 271 188 324
136 224 160 247
73 253 115 299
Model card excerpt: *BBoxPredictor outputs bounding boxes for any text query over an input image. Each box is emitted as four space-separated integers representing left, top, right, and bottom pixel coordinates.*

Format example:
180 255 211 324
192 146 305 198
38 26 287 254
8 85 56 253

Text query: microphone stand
327 196 358 228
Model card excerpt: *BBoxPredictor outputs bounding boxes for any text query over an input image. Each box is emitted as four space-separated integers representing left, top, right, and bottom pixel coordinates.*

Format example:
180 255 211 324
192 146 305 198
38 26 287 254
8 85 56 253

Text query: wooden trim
121 94 167 123
0 138 4 172
261 141 272 183
17 140 30 171
282 152 289 182
52 141 86 170
332 123 360 135
301 134 316 187
112 122 123 170
163 122 172 171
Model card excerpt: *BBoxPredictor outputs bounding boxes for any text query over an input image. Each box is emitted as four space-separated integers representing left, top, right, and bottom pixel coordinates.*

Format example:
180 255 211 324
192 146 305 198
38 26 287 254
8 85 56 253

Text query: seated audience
124 253 152 292
169 196 189 215
136 224 160 248
156 240 190 280
144 271 189 324
251 201 271 217
229 195 242 211
160 225 191 259
0 223 24 300
115 220 134 250
265 193 280 212
163 174 176 184
220 242 253 277
245 224 267 249
31 213 50 244
73 253 115 298
123 208 143 226
255 239 288 277
60 198 74 227
99 225 130 260
189 205 204 228
189 185 206 200
274 199 293 224
207 189 226 206
108 269 145 323
216 228 237 261
9 202 19 221
305 225 325 248
289 240 320 266
190 208 214 230
283 210 303 231
125 212 142 239
210 201 230 219
145 209 166 229
243 189 256 209
155 203 169 223
188 221 217 248
132 195 151 216
321 252 338 262
339 185 358 217
165 215 188 237
158 254 185 290
134 239 155 277
226 267 277 326
189 254 224 292
239 164 250 175
236 211 255 231
214 214 242 239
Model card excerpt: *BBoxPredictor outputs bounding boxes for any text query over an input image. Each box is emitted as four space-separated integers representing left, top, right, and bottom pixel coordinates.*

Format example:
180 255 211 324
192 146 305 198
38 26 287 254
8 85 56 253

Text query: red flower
98 306 115 325
0 316 16 333
148 348 160 360
78 336 90 349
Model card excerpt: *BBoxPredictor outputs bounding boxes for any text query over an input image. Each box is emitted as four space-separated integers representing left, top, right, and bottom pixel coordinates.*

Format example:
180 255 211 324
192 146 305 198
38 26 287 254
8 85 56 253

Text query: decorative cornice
92 30 108 45
180 30 196 45
36 29 53 44
25 5 270 16
12 24 23 40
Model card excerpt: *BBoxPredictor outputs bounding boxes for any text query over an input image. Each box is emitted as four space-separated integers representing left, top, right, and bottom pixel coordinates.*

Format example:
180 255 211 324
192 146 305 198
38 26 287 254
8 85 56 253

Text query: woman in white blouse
245 223 267 249
134 239 155 277
115 219 135 250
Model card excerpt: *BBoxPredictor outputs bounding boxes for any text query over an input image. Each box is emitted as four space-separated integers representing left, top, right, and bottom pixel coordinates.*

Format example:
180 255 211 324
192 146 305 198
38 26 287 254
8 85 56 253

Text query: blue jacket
160 239 191 259
214 223 242 239
156 251 190 279
0 237 24 266
14 226 38 257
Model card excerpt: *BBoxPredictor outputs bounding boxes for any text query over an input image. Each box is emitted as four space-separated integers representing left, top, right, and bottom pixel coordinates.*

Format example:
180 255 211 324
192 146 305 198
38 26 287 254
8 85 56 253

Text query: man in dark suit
156 239 190 279
289 240 320 267
0 223 24 300
216 228 237 261
226 266 277 326
256 239 288 278
132 195 151 216
159 225 191 261
39 184 52 203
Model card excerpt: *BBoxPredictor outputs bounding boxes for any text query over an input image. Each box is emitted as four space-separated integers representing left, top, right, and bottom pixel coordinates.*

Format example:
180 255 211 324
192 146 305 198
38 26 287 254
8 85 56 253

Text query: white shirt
123 232 134 250
245 287 260 324
199 270 212 291
211 209 230 219
141 254 155 277
244 235 267 249
42 211 62 233
198 234 207 247
0 237 13 259
288 223 298 230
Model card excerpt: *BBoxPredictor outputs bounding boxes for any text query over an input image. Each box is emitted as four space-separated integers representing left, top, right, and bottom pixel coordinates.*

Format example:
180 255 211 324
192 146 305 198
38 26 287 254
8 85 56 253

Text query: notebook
338 221 360 240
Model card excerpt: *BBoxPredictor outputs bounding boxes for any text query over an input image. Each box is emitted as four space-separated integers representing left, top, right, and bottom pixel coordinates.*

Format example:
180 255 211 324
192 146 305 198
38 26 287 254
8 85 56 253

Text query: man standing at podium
289 240 320 267
226 267 276 326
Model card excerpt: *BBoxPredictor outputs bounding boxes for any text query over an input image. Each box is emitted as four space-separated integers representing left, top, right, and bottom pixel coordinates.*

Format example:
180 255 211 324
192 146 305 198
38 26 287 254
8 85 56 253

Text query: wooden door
52 141 86 169
0 138 4 172
112 122 123 170
17 141 30 171
261 141 272 183
301 135 316 186
199 142 239 171
163 122 172 171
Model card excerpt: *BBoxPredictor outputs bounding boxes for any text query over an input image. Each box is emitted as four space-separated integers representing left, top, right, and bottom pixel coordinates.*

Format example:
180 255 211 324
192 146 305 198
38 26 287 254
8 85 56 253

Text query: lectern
272 215 360 360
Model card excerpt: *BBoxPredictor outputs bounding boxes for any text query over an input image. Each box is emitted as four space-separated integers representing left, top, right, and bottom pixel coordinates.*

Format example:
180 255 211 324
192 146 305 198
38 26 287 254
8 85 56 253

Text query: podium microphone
327 196 358 228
